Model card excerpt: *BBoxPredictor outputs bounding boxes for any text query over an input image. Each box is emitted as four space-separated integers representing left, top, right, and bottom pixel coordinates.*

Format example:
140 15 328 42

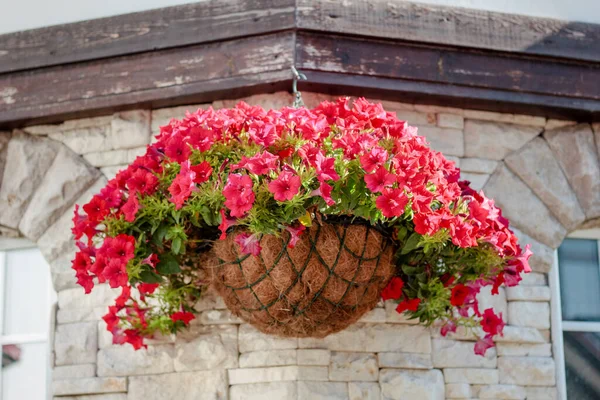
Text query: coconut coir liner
211 222 395 338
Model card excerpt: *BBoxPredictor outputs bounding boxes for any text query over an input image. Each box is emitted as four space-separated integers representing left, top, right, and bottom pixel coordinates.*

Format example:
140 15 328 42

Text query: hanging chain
291 66 307 108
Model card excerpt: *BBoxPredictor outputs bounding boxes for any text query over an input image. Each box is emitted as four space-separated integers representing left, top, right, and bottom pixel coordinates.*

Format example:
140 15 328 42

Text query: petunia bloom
268 171 301 202
381 277 404 301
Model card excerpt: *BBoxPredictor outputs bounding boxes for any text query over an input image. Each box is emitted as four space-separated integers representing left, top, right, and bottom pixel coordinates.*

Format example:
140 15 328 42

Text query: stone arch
0 109 153 292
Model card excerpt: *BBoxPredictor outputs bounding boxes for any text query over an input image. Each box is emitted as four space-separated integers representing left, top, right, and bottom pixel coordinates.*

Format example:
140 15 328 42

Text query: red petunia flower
126 169 159 195
480 308 504 336
315 182 335 206
245 151 278 175
285 225 306 248
191 161 213 184
450 284 469 307
360 146 388 173
75 272 94 294
396 298 421 313
223 174 255 217
71 251 92 274
138 283 159 302
376 188 408 218
268 171 301 202
235 232 262 256
381 277 404 301
121 194 140 223
168 161 197 210
364 166 396 193
440 320 457 337
141 254 159 269
101 234 136 265
103 258 129 289
315 153 340 182
218 209 236 240
115 285 131 309
474 334 495 356
165 135 192 162
103 306 120 331
171 311 195 325
83 195 109 223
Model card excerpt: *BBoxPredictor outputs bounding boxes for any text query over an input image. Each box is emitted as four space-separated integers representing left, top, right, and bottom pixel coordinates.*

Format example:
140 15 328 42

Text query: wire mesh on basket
211 217 395 338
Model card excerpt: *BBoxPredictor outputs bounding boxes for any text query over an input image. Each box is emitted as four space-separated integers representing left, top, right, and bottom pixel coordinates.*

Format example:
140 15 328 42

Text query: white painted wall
0 0 599 35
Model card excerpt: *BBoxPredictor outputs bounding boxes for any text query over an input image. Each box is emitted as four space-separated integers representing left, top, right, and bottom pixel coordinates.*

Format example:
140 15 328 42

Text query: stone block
230 382 297 400
25 115 112 135
84 149 129 167
19 147 99 240
297 381 349 400
417 126 464 156
97 345 175 376
414 104 464 115
545 124 600 219
445 383 471 398
52 377 126 396
297 366 329 381
477 286 508 319
443 368 499 384
52 364 96 380
174 325 237 372
58 285 119 310
380 369 445 400
496 343 552 357
506 286 551 301
498 356 555 386
394 110 436 126
494 326 546 344
460 172 489 191
110 110 151 149
464 120 541 160
384 301 419 324
228 366 298 385
478 384 526 399
377 352 432 369
432 339 496 368
298 323 430 353
359 307 386 323
437 113 464 129
460 157 498 174
546 119 577 130
128 371 227 400
519 272 546 286
525 386 558 400
55 322 97 365
510 228 554 273
297 349 330 366
483 165 566 248
0 132 10 188
329 352 378 381
57 307 106 324
349 382 381 400
199 309 242 324
239 350 297 368
238 324 298 352
49 125 113 154
505 137 585 230
508 302 550 329
0 132 59 228
463 110 545 127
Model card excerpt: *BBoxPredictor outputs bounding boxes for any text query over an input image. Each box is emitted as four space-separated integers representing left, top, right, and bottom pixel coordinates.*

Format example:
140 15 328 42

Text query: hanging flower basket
212 216 394 338
71 97 531 355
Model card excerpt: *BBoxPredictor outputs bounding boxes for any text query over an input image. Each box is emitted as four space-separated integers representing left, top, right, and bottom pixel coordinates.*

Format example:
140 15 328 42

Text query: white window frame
0 238 55 400
550 228 600 400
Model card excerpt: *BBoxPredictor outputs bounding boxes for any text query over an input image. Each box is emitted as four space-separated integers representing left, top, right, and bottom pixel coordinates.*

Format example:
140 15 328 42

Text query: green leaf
139 270 164 283
401 264 418 276
156 253 181 274
401 233 421 255
171 237 182 255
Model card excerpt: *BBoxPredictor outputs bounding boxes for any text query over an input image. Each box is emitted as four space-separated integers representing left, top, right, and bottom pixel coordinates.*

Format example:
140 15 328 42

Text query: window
0 242 56 400
553 230 600 400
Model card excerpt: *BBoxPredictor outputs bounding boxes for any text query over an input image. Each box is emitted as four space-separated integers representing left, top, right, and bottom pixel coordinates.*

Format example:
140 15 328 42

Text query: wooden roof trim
1 0 600 75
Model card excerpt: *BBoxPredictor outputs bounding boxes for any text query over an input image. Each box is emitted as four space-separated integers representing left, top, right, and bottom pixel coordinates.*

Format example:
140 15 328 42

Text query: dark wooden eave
1 0 600 128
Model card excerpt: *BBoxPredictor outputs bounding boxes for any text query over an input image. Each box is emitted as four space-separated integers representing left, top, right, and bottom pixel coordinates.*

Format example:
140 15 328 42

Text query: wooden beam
300 71 600 121
0 33 294 127
295 32 600 117
0 0 295 74
297 0 600 63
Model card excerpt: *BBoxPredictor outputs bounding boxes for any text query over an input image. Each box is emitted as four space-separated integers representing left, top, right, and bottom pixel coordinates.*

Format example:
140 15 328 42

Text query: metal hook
291 66 307 108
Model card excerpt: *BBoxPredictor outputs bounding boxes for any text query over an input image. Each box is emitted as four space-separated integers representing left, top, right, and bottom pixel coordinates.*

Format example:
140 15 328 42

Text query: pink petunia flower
235 232 262 256
268 171 301 202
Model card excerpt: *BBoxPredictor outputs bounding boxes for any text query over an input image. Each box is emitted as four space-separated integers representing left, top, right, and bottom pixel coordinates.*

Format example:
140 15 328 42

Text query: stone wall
2 91 599 399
